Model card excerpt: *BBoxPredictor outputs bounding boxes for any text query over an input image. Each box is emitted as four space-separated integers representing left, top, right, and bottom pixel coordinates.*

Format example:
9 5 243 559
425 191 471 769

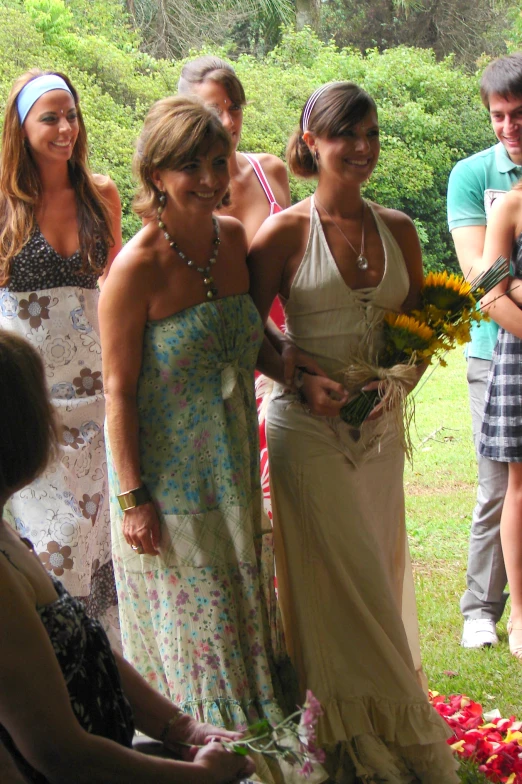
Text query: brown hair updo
287 82 377 179
178 56 246 108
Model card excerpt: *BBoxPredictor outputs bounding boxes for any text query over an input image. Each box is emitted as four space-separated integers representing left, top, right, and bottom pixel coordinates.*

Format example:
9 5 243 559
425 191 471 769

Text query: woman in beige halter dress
248 83 459 783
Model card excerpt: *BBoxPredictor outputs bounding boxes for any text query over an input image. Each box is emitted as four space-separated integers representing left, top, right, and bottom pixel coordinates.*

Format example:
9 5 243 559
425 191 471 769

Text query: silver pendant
357 255 369 270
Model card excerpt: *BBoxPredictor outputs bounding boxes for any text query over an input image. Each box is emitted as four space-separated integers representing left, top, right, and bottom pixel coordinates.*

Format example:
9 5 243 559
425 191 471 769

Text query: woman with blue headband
248 82 459 782
0 69 122 640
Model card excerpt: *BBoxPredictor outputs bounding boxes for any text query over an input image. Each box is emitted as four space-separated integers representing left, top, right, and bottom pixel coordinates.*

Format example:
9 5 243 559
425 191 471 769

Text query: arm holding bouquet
249 209 349 416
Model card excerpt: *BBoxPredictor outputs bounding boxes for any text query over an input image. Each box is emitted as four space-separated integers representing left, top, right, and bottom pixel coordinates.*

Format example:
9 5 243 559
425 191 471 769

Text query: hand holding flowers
339 257 511 430
172 691 326 780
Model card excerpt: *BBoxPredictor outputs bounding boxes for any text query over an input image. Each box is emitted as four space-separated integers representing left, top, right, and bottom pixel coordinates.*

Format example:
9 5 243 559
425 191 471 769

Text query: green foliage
24 0 73 42
0 8 496 271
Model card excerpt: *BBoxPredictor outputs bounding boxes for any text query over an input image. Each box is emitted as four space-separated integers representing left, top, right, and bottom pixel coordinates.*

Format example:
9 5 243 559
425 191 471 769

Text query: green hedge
0 3 496 271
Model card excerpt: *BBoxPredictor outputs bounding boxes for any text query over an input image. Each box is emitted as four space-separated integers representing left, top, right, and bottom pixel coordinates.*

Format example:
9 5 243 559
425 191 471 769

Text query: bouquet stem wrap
337 355 419 458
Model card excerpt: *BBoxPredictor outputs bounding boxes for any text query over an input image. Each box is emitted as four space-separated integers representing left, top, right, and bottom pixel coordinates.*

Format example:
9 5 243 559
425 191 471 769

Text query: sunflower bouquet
339 256 510 430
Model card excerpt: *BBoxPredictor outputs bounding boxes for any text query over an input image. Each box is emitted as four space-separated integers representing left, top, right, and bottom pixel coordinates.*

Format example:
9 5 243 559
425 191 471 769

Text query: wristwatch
116 485 151 511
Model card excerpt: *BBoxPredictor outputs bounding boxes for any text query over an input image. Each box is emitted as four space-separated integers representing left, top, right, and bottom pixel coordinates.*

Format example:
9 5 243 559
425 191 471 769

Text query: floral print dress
0 228 119 644
107 294 292 783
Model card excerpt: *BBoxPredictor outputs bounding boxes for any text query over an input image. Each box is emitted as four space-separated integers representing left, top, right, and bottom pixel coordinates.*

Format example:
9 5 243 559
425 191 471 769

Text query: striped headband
17 74 73 125
301 82 340 133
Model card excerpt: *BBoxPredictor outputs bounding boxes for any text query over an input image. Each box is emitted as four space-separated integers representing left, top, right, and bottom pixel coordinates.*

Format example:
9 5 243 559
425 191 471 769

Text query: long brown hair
0 69 114 285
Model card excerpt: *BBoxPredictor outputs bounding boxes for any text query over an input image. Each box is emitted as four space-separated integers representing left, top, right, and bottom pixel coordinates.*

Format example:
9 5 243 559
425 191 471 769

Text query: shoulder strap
243 153 279 208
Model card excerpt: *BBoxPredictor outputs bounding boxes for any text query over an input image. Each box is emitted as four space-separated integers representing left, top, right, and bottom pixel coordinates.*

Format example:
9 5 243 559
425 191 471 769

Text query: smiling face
22 89 78 166
305 109 380 185
191 80 243 151
152 140 230 217
489 92 522 164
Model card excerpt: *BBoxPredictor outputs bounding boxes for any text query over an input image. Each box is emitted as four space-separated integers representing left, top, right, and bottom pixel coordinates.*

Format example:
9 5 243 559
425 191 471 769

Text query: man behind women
447 53 522 649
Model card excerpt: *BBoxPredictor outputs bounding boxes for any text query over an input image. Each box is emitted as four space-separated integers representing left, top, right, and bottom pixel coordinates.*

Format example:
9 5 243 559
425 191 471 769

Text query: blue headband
17 74 73 125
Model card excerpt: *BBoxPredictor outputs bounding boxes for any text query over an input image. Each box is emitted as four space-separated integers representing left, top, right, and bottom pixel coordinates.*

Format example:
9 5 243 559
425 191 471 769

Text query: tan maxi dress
265 198 458 783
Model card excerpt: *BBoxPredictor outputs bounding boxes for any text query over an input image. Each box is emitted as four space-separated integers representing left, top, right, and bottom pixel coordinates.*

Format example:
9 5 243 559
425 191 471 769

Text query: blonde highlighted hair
0 69 114 285
133 95 233 219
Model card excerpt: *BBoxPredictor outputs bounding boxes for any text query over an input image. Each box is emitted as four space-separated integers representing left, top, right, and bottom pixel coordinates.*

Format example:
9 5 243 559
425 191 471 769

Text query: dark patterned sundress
0 568 133 783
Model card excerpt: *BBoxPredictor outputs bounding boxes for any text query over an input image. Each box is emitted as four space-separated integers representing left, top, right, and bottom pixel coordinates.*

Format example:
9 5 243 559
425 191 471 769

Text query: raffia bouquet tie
337 355 419 456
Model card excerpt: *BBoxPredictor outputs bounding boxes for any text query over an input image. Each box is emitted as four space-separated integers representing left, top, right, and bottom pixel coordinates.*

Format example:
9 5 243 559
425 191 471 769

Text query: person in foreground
99 96 294 784
248 81 459 782
477 179 522 662
447 53 522 649
0 69 122 638
0 329 255 784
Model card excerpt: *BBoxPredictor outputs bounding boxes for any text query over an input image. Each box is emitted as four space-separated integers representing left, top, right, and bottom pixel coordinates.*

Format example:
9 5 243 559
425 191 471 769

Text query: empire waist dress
107 293 300 784
0 228 119 643
265 198 458 783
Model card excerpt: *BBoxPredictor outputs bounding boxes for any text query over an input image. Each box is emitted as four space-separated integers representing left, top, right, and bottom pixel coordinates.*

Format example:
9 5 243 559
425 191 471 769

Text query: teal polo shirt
447 143 522 360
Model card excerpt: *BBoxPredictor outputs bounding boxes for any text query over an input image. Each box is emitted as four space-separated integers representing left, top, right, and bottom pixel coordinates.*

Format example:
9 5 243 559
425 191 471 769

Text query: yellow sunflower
383 312 435 354
422 271 476 313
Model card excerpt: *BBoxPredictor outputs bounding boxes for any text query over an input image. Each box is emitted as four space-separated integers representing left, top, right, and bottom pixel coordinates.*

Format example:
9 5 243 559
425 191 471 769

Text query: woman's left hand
165 714 243 759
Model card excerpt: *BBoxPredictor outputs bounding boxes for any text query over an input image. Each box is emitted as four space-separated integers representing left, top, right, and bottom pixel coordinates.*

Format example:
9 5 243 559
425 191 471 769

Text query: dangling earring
157 191 167 228
314 150 320 165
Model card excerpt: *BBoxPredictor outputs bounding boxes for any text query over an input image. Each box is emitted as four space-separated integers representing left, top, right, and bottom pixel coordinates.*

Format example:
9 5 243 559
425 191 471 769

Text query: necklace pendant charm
357 255 369 271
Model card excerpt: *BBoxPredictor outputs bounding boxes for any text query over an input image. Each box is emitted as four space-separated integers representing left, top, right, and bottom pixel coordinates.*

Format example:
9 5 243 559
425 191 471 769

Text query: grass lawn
406 350 522 719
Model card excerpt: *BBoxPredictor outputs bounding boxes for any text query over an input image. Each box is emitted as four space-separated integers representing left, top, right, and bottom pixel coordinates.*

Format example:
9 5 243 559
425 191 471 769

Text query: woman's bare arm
480 191 522 338
95 176 123 285
99 244 160 556
0 558 252 784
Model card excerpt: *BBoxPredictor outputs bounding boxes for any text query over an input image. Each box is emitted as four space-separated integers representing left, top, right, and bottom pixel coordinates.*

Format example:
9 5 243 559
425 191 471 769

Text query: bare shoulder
218 214 246 238
92 174 120 202
249 198 310 251
246 152 290 200
216 214 248 258
103 225 157 287
371 202 416 236
0 551 35 617
248 152 286 176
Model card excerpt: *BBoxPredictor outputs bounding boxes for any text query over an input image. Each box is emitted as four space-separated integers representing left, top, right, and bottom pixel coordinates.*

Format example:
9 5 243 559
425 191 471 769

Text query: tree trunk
296 0 319 29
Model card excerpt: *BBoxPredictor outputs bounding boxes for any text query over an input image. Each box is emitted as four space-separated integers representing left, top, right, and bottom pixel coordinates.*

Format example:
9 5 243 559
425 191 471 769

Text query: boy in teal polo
447 53 522 649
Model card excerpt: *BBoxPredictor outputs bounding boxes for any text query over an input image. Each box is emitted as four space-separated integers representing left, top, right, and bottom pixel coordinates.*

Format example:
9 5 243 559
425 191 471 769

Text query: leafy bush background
0 0 498 270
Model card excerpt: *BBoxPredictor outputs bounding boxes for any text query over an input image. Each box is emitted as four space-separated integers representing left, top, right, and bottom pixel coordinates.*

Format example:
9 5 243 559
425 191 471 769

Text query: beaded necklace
157 193 220 300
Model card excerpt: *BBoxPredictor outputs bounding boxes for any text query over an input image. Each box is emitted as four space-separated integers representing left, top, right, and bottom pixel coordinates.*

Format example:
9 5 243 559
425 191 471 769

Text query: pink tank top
243 153 283 215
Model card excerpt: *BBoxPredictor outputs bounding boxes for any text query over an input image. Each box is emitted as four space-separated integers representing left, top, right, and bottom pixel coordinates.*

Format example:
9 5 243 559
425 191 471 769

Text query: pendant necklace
157 193 220 300
315 197 369 271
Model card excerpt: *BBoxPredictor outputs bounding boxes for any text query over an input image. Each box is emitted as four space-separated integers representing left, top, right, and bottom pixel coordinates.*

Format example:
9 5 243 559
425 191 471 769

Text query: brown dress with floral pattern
0 227 119 644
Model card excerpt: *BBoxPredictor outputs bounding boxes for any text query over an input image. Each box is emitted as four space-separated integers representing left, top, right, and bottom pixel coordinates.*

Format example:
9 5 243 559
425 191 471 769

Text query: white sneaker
461 618 498 648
